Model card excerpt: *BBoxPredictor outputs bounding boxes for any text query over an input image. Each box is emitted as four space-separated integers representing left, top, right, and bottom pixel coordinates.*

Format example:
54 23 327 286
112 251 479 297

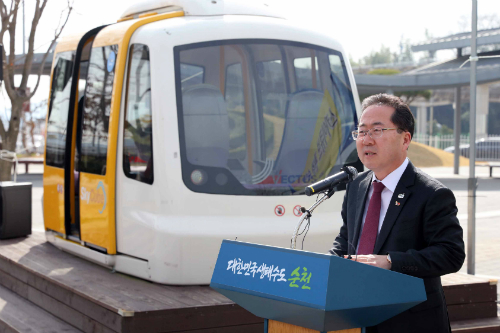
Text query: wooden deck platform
442 273 499 323
0 232 261 333
0 232 497 333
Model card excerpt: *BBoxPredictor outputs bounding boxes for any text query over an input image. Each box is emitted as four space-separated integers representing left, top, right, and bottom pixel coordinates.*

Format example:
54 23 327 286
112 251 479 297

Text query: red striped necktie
358 181 385 255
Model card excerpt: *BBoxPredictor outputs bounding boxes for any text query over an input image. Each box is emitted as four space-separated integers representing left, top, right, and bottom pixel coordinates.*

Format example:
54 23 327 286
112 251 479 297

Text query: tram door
44 47 77 235
44 27 111 248
44 30 99 237
64 33 96 242
73 28 120 254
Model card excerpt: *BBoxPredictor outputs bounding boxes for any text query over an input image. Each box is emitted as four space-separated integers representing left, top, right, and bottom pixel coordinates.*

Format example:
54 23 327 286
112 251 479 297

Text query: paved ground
422 166 500 278
417 165 500 313
11 163 500 308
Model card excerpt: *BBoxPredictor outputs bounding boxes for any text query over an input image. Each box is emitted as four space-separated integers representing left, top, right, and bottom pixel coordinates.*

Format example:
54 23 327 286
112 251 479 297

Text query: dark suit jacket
330 161 465 333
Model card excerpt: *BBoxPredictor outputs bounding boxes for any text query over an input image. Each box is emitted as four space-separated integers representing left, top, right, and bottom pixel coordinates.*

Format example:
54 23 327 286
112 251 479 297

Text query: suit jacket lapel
352 172 372 251
373 162 416 254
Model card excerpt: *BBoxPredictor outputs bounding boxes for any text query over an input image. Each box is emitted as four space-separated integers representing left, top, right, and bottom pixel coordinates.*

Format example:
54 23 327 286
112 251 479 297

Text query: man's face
356 105 411 180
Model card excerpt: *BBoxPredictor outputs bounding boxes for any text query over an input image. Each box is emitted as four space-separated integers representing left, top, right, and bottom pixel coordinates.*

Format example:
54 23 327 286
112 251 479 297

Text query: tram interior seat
273 89 325 179
182 84 229 168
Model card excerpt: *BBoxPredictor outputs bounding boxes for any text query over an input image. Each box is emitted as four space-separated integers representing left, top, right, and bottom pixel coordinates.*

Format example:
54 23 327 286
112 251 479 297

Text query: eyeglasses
352 128 399 140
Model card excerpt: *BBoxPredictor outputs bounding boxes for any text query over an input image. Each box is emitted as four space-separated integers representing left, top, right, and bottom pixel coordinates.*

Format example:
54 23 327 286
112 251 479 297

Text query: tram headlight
190 169 206 185
215 173 228 186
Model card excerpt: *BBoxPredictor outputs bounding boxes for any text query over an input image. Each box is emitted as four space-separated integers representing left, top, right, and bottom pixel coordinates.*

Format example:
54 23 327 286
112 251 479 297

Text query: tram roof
55 31 88 53
119 0 284 20
54 0 283 53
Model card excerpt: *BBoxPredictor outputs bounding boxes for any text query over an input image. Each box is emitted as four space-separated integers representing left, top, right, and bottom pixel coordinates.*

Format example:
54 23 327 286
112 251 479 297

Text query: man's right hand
344 254 392 270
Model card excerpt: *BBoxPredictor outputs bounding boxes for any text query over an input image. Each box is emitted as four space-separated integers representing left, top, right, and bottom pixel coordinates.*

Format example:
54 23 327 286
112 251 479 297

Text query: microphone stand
291 188 335 250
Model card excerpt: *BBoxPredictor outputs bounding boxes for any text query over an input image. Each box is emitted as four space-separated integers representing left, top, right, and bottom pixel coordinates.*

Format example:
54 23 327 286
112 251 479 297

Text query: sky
59 0 500 60
1 0 499 120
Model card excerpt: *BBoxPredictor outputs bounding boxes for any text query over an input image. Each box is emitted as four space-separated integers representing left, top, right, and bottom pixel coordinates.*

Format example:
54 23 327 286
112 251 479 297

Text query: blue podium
211 240 426 333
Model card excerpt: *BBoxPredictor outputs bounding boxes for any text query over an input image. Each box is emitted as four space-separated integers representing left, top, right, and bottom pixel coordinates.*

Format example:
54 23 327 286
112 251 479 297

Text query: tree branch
7 0 19 91
2 63 15 100
8 0 13 16
19 0 46 90
0 93 6 138
0 2 10 67
0 1 11 46
0 1 15 100
0 0 73 151
28 0 73 99
0 2 7 20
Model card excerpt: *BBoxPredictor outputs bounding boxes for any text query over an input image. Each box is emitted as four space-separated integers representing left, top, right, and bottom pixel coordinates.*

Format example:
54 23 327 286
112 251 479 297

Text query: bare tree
0 0 72 180
22 99 47 153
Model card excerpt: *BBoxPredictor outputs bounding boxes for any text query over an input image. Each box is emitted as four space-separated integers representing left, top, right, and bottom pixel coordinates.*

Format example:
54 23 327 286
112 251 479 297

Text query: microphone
305 166 358 196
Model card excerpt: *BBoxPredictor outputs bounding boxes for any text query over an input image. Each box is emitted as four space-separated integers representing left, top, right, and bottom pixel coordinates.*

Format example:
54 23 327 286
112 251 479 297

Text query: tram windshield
175 40 358 195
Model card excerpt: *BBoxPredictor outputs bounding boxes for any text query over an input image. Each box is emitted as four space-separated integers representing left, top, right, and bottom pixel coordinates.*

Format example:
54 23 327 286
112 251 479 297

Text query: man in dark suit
330 94 465 333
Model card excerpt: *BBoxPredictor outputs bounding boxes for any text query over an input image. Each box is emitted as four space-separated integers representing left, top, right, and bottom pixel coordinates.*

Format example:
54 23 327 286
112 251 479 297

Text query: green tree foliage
359 38 415 67
396 37 414 63
365 69 432 105
349 55 359 67
431 120 454 135
395 90 432 105
361 45 393 65
367 68 401 75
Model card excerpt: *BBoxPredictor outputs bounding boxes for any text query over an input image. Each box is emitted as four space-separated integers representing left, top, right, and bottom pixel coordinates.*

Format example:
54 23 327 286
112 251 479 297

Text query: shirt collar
371 158 409 193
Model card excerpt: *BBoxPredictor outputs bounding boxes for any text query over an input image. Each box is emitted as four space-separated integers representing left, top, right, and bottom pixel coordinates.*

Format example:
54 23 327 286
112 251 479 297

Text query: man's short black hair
361 93 415 139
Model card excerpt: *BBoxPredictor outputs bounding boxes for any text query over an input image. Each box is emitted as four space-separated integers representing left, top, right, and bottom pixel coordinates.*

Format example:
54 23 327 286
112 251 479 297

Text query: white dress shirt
357 158 409 249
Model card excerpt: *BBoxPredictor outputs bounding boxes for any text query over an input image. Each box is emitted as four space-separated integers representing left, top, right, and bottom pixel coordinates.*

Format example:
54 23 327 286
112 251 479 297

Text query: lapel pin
398 193 405 198
395 201 401 206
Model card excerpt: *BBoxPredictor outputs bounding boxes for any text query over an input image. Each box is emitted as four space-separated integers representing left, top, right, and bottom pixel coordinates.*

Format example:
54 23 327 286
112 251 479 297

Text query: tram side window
225 63 246 161
256 59 287 160
294 56 320 91
328 54 354 122
328 53 357 165
123 44 153 184
79 45 118 175
180 63 204 89
329 54 349 86
46 52 74 168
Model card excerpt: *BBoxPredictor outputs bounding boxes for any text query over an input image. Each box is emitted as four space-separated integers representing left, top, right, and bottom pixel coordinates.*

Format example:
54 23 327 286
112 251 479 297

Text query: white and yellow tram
43 0 362 284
